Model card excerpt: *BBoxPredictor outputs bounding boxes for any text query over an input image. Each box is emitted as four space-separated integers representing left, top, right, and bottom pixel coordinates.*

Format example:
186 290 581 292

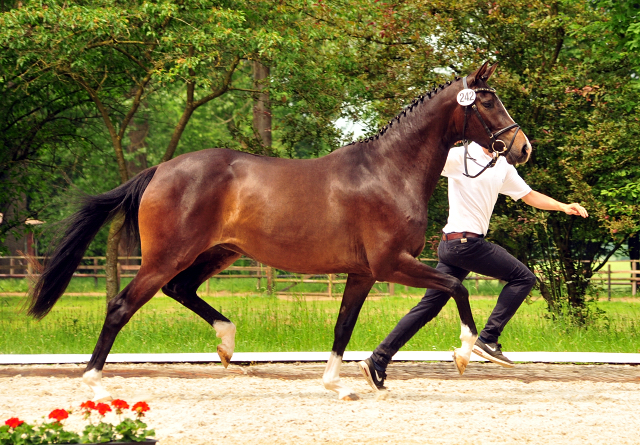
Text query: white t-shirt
441 142 532 236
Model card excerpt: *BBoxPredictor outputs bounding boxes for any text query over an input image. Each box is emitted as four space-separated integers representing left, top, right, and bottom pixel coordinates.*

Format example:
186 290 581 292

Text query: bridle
460 76 521 178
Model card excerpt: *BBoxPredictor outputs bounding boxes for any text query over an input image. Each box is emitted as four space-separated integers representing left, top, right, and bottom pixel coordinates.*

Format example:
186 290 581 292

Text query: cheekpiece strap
462 75 497 178
460 74 519 178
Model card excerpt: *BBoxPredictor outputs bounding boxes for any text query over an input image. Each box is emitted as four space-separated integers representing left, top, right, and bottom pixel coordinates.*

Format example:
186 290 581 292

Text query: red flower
4 417 24 428
111 399 129 414
48 409 69 422
131 401 150 417
80 401 96 411
111 399 129 410
80 400 96 419
96 403 112 416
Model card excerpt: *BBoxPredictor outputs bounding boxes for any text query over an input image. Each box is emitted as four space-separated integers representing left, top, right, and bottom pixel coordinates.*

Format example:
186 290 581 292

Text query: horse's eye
481 101 493 109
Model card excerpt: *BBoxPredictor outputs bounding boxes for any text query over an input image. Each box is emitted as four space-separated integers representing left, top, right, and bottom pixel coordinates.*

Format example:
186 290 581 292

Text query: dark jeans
371 237 537 369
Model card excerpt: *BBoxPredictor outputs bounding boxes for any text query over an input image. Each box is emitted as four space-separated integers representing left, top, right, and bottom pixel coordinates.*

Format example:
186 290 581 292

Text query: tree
442 0 640 321
0 0 368 297
0 63 100 254
585 0 640 279
309 0 640 320
4 0 637 320
0 1 248 295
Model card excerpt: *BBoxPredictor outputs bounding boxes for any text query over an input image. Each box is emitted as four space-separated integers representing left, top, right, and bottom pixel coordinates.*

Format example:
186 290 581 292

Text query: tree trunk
126 113 149 175
105 213 124 303
538 280 558 314
252 61 272 152
629 234 640 262
107 98 150 302
630 234 639 296
117 111 150 264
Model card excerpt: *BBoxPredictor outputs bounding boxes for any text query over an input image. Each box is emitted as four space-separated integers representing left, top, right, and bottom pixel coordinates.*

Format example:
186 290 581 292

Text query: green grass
0 274 509 297
0 277 106 294
1 292 639 355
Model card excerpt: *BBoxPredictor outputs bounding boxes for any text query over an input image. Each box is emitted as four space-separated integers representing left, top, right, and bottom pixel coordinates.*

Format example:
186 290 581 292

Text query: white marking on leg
213 320 236 367
322 352 358 400
458 324 476 360
213 320 236 353
82 369 112 402
453 324 478 375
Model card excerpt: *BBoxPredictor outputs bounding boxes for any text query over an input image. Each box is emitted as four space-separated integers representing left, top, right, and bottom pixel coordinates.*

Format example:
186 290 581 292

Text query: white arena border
1 351 640 365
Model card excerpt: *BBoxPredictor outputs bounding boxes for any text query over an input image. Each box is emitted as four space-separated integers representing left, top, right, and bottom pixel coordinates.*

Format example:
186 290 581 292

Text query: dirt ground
1 362 639 444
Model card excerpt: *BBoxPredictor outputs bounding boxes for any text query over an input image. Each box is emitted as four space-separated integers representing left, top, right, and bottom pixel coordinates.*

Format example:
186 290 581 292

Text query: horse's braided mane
346 76 462 146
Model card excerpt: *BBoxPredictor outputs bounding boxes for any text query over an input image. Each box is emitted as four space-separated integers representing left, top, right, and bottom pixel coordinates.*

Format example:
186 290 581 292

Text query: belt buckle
461 237 467 243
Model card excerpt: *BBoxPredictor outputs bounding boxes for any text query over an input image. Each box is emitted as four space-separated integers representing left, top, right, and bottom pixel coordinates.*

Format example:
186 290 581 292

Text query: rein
460 77 521 178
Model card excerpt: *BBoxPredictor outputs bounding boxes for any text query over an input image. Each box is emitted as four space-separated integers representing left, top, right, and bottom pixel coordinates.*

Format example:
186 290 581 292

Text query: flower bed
1 399 155 444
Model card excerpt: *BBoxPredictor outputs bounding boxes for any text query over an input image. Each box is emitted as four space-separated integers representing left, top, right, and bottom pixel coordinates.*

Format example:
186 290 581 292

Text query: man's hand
560 203 589 218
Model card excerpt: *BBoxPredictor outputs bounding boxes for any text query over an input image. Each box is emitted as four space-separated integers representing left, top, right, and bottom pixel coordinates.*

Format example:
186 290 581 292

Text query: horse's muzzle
519 142 532 164
506 140 531 165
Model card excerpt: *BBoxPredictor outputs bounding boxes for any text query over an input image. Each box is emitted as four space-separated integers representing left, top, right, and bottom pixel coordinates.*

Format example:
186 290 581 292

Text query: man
358 141 588 390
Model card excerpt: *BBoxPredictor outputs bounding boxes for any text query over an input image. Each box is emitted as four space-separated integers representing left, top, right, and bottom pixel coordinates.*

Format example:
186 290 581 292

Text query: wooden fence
0 256 638 297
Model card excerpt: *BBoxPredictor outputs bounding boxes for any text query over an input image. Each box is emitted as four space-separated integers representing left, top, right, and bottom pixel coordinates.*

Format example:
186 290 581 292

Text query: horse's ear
467 61 489 85
483 63 498 81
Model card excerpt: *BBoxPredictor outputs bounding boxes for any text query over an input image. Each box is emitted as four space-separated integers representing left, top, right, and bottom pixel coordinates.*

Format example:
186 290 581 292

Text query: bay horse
28 62 531 401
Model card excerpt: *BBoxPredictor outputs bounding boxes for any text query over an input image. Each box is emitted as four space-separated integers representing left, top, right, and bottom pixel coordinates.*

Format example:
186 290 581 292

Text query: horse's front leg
377 253 478 374
323 273 375 401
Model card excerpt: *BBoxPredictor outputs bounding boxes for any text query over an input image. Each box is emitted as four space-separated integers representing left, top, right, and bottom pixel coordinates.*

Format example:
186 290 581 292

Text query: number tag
457 89 476 106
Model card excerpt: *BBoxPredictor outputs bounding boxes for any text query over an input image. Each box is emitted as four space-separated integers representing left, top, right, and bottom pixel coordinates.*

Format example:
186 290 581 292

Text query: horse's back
137 146 423 275
137 148 356 270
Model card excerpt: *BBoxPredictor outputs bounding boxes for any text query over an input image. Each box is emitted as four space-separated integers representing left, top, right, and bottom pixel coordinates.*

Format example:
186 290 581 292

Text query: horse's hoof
341 393 360 401
95 395 113 403
217 344 232 368
453 350 469 375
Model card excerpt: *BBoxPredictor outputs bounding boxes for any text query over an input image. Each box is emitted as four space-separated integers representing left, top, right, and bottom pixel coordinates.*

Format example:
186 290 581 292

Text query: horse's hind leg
377 252 478 374
161 246 241 367
83 266 175 401
322 273 376 401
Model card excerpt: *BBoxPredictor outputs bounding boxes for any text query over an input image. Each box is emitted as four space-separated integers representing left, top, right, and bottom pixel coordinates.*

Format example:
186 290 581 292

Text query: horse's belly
221 234 368 275
212 173 372 274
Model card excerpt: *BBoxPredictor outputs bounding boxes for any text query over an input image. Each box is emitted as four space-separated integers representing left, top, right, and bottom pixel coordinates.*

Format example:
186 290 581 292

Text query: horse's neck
371 87 459 201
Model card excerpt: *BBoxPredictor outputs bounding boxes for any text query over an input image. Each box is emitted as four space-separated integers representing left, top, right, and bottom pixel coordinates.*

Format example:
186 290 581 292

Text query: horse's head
456 62 531 165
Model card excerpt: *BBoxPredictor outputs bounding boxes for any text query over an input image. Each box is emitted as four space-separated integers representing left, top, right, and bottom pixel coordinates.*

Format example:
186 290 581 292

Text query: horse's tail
27 166 158 319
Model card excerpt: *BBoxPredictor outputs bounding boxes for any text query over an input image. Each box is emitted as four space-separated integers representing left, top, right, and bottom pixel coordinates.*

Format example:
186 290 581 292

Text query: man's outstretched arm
521 191 589 218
